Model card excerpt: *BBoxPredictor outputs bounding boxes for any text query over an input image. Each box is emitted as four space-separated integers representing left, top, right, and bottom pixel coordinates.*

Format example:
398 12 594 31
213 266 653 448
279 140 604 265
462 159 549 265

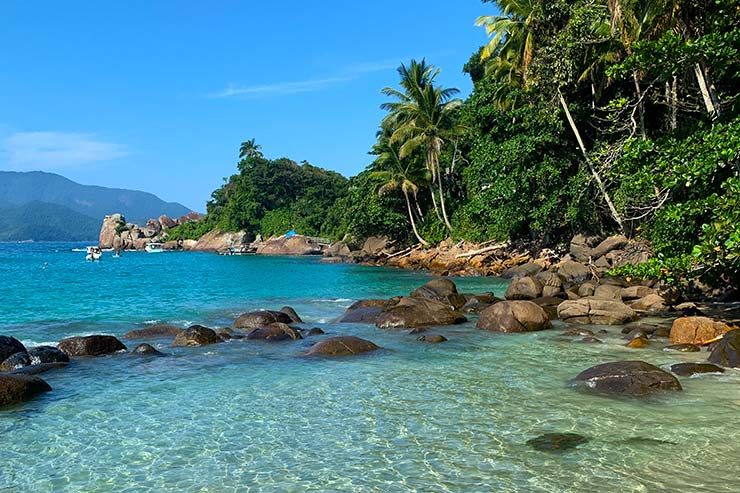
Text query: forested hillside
181 0 739 287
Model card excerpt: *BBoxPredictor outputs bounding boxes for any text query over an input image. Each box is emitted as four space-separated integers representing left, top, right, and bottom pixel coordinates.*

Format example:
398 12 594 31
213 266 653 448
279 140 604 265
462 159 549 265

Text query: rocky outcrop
306 336 380 356
669 317 732 345
708 330 740 367
279 307 303 323
572 361 682 396
124 324 183 339
131 343 165 356
172 325 223 347
58 335 127 357
629 294 668 313
234 310 293 330
558 298 638 325
255 235 324 255
410 278 466 309
0 336 26 363
376 297 466 329
670 363 724 377
476 301 551 333
336 299 397 324
0 374 52 407
246 323 303 341
504 277 543 300
193 230 247 252
99 214 125 249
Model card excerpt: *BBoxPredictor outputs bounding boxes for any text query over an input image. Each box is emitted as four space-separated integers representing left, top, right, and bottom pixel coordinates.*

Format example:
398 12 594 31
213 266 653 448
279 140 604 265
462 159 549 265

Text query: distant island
0 171 192 241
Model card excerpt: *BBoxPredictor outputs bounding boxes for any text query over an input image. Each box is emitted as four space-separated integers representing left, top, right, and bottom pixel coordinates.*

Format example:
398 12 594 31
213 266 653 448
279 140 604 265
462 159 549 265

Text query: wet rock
0 336 26 363
234 310 293 329
28 346 70 365
58 335 127 357
477 301 551 333
504 277 543 301
653 327 671 338
0 374 52 408
123 324 183 339
624 329 649 340
411 278 466 310
625 337 649 349
0 352 31 372
131 343 165 356
664 344 701 353
336 299 395 324
561 328 595 337
527 433 589 452
246 323 303 341
11 363 67 375
531 297 563 320
572 361 682 396
216 328 235 340
306 336 380 357
579 336 604 344
280 306 303 323
376 297 466 329
669 317 732 346
306 328 325 336
417 335 448 343
558 298 638 325
708 330 740 368
172 325 223 347
670 363 724 377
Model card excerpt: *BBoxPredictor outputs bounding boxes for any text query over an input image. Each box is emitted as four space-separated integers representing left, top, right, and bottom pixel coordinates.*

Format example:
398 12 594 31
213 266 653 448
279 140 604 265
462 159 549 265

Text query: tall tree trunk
633 72 646 139
695 62 720 118
436 163 453 232
558 90 625 232
429 187 443 222
670 76 678 130
413 194 424 220
404 189 429 246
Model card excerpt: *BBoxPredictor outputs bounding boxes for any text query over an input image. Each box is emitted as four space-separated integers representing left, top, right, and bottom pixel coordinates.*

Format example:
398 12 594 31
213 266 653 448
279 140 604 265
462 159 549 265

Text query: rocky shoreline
2 273 739 448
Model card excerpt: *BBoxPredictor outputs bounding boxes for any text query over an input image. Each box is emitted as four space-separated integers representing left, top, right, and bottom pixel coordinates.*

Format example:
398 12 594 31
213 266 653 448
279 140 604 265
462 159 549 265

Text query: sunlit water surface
1 243 738 492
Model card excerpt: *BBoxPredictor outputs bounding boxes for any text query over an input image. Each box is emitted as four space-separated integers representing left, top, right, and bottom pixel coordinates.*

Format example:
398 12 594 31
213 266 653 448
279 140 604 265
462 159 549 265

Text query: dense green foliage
188 0 738 288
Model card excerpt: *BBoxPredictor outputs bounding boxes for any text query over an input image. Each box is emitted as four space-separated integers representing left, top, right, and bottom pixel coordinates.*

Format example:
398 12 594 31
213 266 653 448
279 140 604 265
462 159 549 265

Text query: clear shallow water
1 243 739 492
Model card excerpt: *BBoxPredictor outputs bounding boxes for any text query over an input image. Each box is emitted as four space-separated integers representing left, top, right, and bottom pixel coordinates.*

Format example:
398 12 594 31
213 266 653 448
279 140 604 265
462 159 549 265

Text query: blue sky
0 1 492 211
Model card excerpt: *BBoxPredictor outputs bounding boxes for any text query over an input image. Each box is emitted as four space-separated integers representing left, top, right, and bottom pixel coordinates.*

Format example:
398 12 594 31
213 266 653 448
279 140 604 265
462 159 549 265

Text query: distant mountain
0 201 101 241
0 171 191 226
0 171 192 241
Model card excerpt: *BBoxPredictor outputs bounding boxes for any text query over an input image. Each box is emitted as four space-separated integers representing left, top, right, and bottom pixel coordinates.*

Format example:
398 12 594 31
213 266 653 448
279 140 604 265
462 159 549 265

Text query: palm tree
370 141 430 246
238 138 263 160
381 60 462 232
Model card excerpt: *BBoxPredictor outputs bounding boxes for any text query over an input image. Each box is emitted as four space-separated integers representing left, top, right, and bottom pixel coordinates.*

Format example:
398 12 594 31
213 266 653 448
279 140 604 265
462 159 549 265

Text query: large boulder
172 325 223 347
0 352 31 372
234 310 293 329
570 234 602 262
534 271 564 298
306 336 380 357
591 235 629 260
124 324 183 339
670 363 724 377
256 235 324 256
476 301 551 333
621 286 657 301
0 336 26 363
557 260 592 284
192 230 246 252
0 374 52 407
376 297 466 329
501 262 543 279
246 323 303 341
279 307 303 323
131 343 165 356
629 294 668 313
159 215 177 229
410 278 466 309
532 297 564 320
708 330 740 368
669 317 732 346
99 213 125 249
558 298 638 325
336 299 396 324
504 277 543 301
28 346 69 365
360 236 390 256
58 335 127 357
592 284 623 301
572 361 682 396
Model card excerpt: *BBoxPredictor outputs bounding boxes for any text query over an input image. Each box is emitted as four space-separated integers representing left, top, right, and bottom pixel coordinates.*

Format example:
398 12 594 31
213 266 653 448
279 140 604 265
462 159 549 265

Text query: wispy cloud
1 131 128 170
209 58 402 99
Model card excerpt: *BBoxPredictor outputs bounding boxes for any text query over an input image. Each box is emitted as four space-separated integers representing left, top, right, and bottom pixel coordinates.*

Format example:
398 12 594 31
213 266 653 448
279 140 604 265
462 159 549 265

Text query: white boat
85 246 102 261
145 242 165 253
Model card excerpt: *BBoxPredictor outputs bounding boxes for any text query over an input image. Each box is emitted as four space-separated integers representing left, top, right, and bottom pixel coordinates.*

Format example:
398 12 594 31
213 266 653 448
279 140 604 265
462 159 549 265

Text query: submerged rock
336 299 394 324
669 317 732 346
306 328 325 336
172 326 223 347
417 335 448 343
0 374 52 408
58 335 127 357
246 323 303 342
123 324 183 339
476 301 551 333
376 297 466 329
664 344 701 353
670 362 724 377
708 330 740 368
306 336 380 357
572 361 682 396
526 433 589 452
625 337 650 349
234 310 293 329
131 343 165 356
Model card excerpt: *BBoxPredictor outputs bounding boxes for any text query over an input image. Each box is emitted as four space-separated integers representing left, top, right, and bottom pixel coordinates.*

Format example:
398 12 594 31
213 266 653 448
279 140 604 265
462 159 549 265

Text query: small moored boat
145 242 165 253
85 246 102 261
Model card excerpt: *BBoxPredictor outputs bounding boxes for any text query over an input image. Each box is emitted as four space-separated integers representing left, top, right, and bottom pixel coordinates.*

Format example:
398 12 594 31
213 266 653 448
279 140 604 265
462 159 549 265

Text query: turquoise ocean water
1 243 739 492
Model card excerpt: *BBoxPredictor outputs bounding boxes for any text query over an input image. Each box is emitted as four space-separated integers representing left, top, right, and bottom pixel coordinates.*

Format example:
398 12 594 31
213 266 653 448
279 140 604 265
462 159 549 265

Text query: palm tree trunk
558 90 625 232
633 72 646 139
429 187 443 222
437 168 453 232
404 190 429 246
414 195 424 220
694 62 720 119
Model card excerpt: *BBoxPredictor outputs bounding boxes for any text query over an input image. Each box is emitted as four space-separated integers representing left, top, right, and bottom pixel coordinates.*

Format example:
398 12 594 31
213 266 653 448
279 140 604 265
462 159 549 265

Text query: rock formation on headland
99 212 202 250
